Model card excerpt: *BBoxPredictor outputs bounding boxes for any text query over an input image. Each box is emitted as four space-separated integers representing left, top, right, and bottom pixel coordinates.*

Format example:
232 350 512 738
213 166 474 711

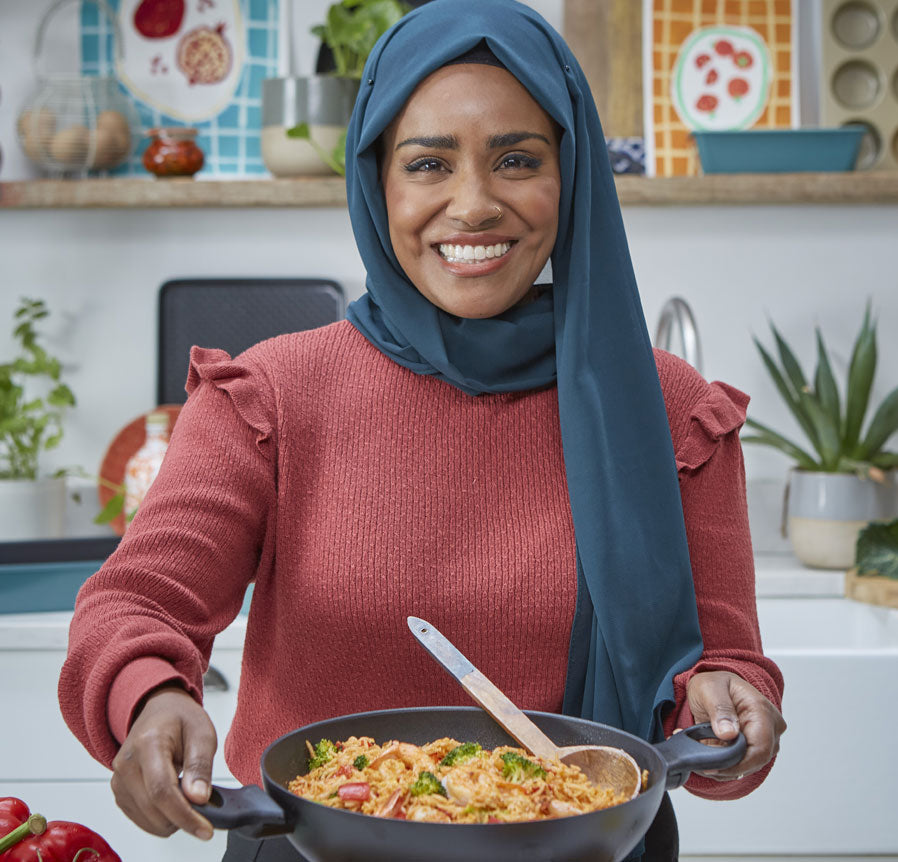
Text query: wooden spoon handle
407 616 560 762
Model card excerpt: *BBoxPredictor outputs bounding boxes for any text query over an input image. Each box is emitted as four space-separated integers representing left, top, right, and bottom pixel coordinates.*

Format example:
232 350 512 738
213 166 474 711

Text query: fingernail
195 827 213 841
191 779 210 800
718 719 736 734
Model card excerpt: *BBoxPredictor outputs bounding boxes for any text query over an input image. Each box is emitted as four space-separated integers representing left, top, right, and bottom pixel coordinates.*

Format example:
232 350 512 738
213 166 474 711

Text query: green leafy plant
0 298 76 480
311 0 411 80
742 304 898 479
855 518 898 580
287 0 409 175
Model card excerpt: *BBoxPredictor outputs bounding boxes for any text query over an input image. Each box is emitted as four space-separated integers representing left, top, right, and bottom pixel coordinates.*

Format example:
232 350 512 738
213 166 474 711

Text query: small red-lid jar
143 127 204 178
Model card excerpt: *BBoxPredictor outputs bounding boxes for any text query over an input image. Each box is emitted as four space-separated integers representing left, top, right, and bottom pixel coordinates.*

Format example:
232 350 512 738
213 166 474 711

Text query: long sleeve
58 347 277 768
656 350 784 801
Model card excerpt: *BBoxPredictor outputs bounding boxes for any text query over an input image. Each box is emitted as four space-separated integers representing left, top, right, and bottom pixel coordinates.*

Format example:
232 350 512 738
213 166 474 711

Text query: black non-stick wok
195 706 745 862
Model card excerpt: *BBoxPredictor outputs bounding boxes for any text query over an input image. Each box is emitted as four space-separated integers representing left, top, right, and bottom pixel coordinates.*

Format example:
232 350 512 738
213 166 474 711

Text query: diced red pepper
337 782 371 802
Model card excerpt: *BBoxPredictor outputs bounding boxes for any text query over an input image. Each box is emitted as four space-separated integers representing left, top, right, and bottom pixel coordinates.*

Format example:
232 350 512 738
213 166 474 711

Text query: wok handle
655 722 747 789
192 784 292 838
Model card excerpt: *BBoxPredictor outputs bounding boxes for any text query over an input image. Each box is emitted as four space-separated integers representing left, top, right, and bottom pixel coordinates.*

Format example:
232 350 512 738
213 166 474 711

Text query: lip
432 238 517 277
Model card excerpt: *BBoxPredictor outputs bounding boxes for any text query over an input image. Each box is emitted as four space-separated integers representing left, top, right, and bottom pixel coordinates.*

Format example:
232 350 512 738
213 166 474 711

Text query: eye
403 157 446 173
497 153 542 171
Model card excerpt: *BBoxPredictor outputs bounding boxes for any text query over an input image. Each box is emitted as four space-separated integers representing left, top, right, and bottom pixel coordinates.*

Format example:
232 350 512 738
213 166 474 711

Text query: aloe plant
742 304 898 479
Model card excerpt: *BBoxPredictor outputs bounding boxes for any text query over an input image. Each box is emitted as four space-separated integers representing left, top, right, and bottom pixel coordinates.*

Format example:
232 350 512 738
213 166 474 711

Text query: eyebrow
394 131 551 150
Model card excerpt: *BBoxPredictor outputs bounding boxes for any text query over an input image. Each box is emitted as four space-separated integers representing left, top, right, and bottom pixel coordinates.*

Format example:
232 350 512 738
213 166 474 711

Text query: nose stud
490 206 503 222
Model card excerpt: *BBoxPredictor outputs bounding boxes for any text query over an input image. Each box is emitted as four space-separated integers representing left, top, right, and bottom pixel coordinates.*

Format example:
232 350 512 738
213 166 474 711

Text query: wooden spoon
407 616 642 800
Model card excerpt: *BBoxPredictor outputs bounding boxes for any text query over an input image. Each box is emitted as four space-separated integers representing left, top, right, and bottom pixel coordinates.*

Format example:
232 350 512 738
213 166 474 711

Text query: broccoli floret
500 751 547 782
353 754 369 771
409 770 448 797
307 739 338 771
439 742 482 767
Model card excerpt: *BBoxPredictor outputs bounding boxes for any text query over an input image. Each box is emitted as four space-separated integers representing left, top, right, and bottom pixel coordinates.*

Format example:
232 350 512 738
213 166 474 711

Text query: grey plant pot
786 468 898 569
261 76 359 176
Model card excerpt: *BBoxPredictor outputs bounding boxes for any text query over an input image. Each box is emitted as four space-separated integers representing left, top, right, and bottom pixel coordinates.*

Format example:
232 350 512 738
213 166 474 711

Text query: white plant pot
0 476 67 542
786 469 898 569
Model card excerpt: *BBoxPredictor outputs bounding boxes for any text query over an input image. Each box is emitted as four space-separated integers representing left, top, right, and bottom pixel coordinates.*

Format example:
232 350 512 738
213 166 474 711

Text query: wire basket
16 0 141 176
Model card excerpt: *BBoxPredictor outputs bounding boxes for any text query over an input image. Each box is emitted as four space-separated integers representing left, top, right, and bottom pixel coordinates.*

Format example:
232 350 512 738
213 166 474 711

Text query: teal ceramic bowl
692 127 864 174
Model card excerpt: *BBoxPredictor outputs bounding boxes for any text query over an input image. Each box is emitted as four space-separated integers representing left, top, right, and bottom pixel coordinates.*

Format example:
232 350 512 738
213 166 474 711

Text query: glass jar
123 411 170 524
142 127 204 178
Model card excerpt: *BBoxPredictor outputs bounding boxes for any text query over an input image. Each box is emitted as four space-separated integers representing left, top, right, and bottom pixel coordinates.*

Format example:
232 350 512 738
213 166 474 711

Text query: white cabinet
0 620 245 862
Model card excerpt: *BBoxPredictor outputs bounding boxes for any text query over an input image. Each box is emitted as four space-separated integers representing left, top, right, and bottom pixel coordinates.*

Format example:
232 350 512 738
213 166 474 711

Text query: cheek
515 180 561 241
385 186 435 255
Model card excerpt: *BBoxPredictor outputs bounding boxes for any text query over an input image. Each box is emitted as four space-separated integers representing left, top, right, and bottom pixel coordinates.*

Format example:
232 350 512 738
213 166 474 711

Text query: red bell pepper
0 799 120 862
0 799 31 841
337 782 371 802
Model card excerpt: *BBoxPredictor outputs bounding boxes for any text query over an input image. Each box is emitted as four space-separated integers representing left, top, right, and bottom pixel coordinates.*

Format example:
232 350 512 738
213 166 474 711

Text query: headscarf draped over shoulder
344 0 703 742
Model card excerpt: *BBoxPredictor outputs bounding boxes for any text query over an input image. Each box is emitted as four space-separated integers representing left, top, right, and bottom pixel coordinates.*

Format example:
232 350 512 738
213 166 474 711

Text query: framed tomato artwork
642 0 798 176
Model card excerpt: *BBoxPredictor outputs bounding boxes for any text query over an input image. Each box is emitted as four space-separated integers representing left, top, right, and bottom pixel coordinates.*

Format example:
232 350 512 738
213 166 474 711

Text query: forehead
386 63 555 139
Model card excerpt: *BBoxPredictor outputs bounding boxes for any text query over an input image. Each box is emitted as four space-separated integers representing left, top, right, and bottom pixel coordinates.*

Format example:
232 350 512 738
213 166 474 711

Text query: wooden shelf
1 172 897 209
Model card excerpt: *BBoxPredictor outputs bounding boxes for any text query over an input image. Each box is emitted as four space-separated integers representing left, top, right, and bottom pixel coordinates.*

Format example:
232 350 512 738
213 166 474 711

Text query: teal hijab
345 0 703 742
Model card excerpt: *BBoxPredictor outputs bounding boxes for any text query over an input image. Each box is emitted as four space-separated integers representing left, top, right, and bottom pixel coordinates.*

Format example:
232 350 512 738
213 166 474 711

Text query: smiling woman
58 3 785 862
381 60 561 319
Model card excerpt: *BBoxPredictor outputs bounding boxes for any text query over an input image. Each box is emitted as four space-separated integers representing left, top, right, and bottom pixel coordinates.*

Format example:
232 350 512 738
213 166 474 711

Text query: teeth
439 242 511 263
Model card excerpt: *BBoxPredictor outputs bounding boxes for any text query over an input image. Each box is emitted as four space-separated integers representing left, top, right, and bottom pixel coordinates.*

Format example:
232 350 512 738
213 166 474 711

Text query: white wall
1 0 897 542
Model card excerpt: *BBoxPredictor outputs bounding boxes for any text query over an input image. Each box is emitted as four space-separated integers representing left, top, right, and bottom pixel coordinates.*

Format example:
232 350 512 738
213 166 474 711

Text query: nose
444 169 500 228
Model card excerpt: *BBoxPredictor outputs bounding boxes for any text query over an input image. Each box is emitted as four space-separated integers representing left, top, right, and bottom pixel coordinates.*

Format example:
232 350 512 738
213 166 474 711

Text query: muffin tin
820 0 898 170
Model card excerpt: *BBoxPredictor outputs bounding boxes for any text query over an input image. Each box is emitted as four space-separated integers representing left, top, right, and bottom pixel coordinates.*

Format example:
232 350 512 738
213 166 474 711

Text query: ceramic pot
260 76 359 176
786 468 898 569
0 476 66 542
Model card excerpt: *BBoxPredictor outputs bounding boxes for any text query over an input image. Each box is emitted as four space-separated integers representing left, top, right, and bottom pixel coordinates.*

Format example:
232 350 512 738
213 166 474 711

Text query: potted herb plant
742 304 898 569
0 298 76 541
262 0 411 177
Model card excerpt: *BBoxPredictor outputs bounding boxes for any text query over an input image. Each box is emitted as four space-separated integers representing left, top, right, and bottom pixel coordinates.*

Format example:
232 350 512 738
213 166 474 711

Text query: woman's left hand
685 670 786 781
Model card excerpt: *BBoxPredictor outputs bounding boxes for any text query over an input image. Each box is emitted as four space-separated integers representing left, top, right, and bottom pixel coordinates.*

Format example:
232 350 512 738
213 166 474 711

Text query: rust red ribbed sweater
59 321 782 800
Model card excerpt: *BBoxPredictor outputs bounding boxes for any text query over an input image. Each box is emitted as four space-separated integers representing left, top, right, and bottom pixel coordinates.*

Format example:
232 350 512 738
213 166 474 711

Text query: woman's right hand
110 684 217 840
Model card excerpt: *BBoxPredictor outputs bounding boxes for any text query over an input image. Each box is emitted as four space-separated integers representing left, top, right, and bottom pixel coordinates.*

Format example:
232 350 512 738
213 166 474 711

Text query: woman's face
381 63 561 319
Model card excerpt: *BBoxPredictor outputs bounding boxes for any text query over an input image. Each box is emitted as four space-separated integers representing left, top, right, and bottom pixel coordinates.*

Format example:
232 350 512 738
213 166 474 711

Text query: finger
179 715 217 826
138 725 216 840
111 750 178 837
690 674 740 740
715 684 785 779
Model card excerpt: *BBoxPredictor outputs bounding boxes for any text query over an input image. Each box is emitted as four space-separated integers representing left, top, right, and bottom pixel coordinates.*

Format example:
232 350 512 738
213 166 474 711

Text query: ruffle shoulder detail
185 346 274 456
676 380 749 474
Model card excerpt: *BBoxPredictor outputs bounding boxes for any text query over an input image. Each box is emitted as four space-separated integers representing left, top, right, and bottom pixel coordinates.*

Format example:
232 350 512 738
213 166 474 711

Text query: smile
438 242 512 263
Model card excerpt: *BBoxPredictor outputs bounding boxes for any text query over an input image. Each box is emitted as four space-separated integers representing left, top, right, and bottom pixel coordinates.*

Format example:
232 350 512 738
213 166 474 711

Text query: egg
17 108 57 142
23 133 48 164
50 125 90 166
18 109 57 166
96 110 130 137
89 127 118 168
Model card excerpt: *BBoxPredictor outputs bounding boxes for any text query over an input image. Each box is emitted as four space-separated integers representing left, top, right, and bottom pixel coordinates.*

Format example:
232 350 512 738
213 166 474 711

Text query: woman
59 2 785 860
